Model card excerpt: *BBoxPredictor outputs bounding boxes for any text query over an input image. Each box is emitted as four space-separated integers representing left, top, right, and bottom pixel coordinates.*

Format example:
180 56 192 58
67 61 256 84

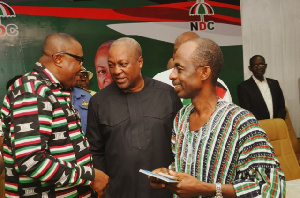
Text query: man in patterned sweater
148 38 285 197
0 33 109 197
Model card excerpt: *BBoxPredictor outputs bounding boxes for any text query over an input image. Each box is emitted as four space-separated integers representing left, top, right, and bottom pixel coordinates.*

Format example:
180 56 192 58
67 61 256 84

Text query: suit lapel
248 77 267 105
267 78 276 113
249 77 271 118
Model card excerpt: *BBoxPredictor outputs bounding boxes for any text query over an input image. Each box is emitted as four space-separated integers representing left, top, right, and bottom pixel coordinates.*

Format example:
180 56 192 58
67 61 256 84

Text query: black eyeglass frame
251 63 267 68
52 52 84 65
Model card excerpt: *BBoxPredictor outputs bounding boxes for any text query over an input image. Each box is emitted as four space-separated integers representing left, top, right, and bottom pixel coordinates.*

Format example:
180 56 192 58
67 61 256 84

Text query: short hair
249 55 265 66
190 38 223 85
111 37 142 59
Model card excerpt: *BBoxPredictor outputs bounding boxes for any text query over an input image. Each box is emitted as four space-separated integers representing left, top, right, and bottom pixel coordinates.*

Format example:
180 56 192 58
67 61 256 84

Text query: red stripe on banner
11 6 184 22
11 4 240 25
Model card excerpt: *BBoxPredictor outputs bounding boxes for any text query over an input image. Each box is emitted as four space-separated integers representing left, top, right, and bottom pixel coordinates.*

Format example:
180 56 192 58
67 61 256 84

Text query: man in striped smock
0 33 109 197
148 38 285 197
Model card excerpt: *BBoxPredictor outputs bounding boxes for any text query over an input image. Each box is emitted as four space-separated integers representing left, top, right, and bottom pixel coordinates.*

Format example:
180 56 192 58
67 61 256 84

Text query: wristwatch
215 183 223 198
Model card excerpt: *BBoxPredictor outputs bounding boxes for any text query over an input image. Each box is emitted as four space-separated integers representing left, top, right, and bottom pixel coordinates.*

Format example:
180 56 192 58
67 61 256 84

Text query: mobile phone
139 169 180 183
157 172 182 181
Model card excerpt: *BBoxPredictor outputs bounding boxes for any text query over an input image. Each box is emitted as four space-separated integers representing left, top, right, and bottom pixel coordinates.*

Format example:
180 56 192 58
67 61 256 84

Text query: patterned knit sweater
170 100 285 198
1 63 94 197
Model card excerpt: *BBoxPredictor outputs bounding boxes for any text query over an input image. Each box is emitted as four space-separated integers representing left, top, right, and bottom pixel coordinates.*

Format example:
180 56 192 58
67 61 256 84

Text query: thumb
169 170 178 176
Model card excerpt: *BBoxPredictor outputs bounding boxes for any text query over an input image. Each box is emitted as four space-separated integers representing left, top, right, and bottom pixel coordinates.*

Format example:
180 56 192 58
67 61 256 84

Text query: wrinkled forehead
108 44 137 60
174 41 196 58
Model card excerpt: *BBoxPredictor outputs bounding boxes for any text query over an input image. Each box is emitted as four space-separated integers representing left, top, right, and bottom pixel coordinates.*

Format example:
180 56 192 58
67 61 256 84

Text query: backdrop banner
0 0 242 104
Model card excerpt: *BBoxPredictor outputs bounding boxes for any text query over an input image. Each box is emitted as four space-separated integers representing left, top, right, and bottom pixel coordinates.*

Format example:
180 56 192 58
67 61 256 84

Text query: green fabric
182 98 191 105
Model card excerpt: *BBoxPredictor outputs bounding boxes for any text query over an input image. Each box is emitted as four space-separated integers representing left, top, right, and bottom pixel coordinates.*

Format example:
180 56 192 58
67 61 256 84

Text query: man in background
71 71 94 133
76 70 96 95
86 37 182 198
94 40 114 90
0 33 109 197
153 31 232 104
237 55 286 120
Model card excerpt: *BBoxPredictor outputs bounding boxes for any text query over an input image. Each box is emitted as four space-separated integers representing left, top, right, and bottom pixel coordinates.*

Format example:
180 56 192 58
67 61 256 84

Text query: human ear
138 56 143 69
200 66 211 80
52 54 63 68
248 66 252 72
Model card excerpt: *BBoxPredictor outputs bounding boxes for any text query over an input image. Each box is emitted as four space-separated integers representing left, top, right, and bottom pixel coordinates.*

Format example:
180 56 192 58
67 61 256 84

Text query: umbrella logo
0 1 19 36
190 0 214 22
189 0 215 31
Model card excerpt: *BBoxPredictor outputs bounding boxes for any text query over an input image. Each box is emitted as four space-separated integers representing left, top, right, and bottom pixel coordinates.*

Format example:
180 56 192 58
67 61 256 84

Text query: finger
103 184 109 193
150 181 166 189
169 170 177 175
148 176 157 182
98 189 106 198
149 176 163 184
166 183 178 192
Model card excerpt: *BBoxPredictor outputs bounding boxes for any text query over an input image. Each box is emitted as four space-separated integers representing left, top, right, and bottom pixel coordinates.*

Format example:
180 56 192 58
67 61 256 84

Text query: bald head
111 37 142 59
173 31 200 55
42 33 79 56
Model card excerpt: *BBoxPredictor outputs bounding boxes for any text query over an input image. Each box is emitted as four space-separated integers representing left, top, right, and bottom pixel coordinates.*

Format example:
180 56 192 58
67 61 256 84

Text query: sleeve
232 116 285 197
86 97 106 172
169 106 183 171
8 91 94 187
237 83 251 110
275 81 286 119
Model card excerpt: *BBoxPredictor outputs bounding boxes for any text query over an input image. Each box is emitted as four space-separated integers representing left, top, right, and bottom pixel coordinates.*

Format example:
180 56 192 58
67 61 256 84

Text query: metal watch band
215 183 223 198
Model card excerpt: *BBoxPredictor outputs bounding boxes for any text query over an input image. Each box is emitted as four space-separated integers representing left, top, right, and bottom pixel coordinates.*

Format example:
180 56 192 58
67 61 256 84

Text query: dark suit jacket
237 77 286 120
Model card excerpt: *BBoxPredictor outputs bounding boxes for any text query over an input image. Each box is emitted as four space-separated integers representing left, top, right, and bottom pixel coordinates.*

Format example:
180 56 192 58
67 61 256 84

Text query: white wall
241 0 300 137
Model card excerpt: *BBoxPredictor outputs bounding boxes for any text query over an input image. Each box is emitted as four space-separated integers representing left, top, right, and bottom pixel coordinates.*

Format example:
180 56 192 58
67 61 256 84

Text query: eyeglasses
53 52 84 65
251 64 267 68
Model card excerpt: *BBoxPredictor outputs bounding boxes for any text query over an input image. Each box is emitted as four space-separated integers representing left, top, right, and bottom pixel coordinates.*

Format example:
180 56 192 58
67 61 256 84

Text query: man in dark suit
237 55 286 120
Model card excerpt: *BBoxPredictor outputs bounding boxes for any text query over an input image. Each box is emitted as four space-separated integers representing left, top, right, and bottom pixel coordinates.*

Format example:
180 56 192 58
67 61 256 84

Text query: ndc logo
189 0 214 31
0 1 19 36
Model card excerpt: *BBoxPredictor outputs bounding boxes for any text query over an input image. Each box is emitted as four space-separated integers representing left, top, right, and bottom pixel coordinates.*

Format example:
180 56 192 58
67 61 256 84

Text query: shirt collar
34 62 62 89
73 87 87 99
252 75 267 84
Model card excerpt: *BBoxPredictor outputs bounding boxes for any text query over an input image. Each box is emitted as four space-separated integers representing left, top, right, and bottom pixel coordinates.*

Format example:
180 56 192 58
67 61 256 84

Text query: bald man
153 31 232 104
86 37 182 198
0 33 109 197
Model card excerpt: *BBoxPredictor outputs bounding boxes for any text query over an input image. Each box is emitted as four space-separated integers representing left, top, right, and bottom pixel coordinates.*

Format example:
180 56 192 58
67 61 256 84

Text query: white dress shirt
252 76 273 118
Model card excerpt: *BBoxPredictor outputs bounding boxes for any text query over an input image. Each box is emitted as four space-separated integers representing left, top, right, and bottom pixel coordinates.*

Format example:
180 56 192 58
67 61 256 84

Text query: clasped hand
148 167 204 198
90 168 110 198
